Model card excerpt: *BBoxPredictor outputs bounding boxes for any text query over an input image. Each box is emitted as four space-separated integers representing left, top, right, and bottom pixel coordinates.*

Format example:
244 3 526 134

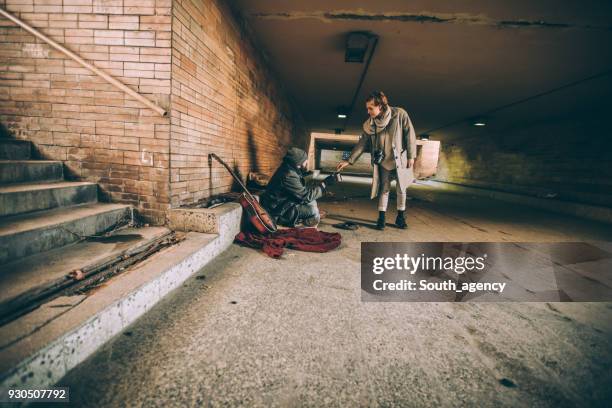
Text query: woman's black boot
376 211 386 230
395 210 408 229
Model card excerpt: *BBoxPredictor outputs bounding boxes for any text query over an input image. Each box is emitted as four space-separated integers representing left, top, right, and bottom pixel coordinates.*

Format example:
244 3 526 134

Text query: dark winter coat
260 147 324 226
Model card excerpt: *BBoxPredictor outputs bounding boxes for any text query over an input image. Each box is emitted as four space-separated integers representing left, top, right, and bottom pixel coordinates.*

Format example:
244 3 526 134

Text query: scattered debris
72 233 184 295
188 192 241 209
68 270 85 281
248 171 271 188
498 378 517 388
0 231 184 326
332 221 359 231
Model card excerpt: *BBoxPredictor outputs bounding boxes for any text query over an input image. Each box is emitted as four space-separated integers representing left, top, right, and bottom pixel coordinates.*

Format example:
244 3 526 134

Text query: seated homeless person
260 147 338 228
336 91 417 230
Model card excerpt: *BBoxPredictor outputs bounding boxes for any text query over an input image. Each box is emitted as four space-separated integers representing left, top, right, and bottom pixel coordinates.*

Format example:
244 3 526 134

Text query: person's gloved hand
297 167 313 177
321 174 339 190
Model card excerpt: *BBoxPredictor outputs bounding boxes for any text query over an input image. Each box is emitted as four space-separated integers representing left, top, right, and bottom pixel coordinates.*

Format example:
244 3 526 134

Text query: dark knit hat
284 147 308 168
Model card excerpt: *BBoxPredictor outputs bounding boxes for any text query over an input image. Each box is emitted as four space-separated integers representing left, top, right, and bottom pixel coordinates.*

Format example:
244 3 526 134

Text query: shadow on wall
247 127 260 174
205 128 268 199
0 122 11 138
231 163 246 193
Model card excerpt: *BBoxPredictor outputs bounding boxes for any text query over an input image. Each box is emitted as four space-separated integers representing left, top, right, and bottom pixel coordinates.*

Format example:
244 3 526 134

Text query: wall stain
250 10 609 30
323 12 453 24
498 20 570 28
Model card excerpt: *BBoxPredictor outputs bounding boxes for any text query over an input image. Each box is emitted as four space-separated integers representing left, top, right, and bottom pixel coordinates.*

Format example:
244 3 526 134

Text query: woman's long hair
365 91 389 114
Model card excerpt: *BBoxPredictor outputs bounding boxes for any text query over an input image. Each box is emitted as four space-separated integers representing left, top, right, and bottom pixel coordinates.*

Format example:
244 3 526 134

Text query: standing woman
336 91 417 230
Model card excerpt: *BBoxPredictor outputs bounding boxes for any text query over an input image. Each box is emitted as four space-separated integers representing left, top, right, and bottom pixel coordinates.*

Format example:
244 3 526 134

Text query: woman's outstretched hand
336 160 350 172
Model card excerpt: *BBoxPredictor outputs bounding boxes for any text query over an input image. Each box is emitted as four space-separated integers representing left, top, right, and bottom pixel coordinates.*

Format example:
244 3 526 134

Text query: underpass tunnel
231 0 612 219
2 1 612 406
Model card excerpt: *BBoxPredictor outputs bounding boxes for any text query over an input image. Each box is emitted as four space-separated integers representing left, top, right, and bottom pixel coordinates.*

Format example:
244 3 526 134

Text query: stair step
0 231 227 391
0 226 171 321
0 160 63 184
0 203 132 264
0 203 242 391
0 139 31 160
0 181 98 217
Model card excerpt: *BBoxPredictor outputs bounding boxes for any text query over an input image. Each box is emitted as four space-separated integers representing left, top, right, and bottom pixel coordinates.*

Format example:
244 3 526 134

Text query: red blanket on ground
234 227 342 258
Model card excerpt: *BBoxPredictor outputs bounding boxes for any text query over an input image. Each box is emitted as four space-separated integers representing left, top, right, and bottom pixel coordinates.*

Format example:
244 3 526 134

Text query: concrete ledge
0 202 243 393
412 180 612 224
166 202 242 234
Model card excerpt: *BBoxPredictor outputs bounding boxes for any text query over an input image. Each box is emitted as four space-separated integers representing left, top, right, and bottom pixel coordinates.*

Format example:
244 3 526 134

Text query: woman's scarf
363 106 392 135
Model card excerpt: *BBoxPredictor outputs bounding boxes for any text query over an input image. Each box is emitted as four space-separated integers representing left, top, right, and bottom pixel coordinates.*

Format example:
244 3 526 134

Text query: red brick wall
170 0 297 207
0 0 173 223
0 0 300 222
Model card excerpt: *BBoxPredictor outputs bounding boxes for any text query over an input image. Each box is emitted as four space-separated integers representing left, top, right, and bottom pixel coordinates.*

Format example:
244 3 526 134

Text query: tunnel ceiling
230 0 612 140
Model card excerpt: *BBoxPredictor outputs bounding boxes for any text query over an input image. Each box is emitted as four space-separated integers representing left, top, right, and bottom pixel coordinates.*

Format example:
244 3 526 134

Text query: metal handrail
0 7 167 116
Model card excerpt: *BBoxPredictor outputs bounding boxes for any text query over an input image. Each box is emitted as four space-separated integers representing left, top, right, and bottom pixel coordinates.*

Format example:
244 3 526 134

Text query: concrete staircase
0 138 133 265
0 137 243 394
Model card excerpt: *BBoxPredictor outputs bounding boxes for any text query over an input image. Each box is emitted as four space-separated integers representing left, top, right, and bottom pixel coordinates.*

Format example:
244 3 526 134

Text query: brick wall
169 0 297 207
0 0 301 222
0 0 173 224
435 110 612 207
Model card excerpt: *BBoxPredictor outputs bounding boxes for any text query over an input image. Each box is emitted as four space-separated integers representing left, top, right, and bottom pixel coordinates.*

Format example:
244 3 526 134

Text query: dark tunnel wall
435 105 612 207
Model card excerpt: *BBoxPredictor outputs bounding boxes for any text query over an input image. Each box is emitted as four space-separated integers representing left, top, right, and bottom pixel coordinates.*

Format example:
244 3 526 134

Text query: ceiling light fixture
336 106 349 120
470 117 487 127
345 32 371 63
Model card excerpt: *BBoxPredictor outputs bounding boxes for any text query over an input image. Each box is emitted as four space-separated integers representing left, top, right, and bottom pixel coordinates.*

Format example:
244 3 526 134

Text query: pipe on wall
0 7 168 117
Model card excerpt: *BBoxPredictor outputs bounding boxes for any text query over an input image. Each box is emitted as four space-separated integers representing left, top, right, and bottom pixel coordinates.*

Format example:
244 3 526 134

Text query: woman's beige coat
347 106 417 199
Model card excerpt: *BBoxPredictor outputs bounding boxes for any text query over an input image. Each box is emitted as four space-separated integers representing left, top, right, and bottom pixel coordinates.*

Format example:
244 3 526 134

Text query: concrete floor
58 182 612 407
